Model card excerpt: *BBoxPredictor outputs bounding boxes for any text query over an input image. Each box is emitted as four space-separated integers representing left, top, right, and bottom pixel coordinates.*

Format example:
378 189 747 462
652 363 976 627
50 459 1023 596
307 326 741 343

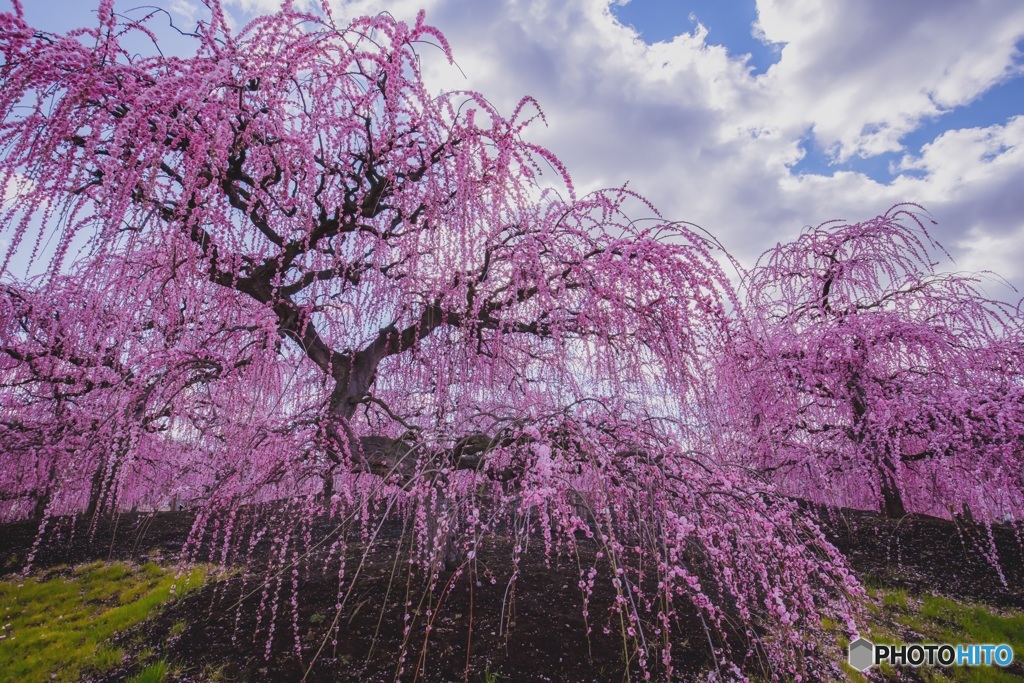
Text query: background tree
0 251 291 522
0 1 865 677
722 205 1024 521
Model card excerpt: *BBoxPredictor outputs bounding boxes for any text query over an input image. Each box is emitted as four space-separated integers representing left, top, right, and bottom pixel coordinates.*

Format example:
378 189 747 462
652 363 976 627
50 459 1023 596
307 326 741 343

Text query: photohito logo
848 637 1014 672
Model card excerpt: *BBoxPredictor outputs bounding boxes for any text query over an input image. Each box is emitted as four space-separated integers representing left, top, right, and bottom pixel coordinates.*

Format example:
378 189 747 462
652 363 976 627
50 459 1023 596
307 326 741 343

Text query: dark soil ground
817 508 1024 610
1 507 1022 682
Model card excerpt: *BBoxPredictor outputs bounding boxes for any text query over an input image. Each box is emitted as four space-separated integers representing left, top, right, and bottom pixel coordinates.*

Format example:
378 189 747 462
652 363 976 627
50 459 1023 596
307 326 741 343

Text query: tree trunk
953 502 975 525
879 467 907 518
32 489 50 521
85 464 105 520
86 456 120 521
320 463 337 503
849 367 907 518
425 496 463 573
32 460 57 520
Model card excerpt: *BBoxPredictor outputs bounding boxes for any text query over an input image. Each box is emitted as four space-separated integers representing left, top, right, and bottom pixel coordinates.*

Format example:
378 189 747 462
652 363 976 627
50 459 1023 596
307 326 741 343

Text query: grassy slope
0 561 207 683
0 559 1020 682
830 588 1024 682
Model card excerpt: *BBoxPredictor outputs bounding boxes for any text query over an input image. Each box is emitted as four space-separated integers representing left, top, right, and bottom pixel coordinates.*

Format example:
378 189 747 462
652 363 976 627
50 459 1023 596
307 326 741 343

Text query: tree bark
878 458 907 518
849 366 907 518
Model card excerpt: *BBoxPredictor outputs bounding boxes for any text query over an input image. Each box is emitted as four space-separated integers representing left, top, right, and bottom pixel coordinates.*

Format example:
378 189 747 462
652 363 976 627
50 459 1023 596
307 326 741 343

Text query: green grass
837 588 1024 682
0 561 207 683
895 595 1024 683
881 587 909 609
482 665 506 683
95 643 125 670
168 618 187 639
129 658 170 683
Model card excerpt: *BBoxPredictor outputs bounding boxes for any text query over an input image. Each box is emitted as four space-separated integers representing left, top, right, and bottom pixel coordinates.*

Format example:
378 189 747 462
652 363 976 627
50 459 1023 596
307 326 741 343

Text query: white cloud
168 0 200 25
217 0 1024 290
2 173 34 207
898 117 1024 278
755 0 1024 161
27 0 1024 292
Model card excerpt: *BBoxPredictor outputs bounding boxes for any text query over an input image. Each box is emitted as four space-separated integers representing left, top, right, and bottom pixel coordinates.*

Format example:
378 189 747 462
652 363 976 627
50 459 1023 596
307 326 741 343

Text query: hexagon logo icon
848 637 875 672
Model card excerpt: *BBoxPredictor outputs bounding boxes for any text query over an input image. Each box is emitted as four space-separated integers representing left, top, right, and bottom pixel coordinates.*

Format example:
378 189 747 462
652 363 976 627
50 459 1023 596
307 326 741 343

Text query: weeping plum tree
0 270 178 521
0 1 865 677
0 252 292 522
722 206 1024 521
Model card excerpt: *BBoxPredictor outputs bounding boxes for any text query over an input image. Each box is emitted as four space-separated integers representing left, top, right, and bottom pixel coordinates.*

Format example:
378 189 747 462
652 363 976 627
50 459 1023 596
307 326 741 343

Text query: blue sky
791 53 1024 182
5 0 1024 291
613 0 781 75
612 0 1024 184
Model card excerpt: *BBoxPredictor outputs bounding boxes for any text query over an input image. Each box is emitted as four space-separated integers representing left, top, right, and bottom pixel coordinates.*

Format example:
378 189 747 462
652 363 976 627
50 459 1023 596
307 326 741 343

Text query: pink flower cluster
0 3 1018 678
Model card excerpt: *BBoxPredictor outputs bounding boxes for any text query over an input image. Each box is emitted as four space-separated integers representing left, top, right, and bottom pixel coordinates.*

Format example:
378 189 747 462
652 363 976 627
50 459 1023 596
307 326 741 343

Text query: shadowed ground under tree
2 507 1022 681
